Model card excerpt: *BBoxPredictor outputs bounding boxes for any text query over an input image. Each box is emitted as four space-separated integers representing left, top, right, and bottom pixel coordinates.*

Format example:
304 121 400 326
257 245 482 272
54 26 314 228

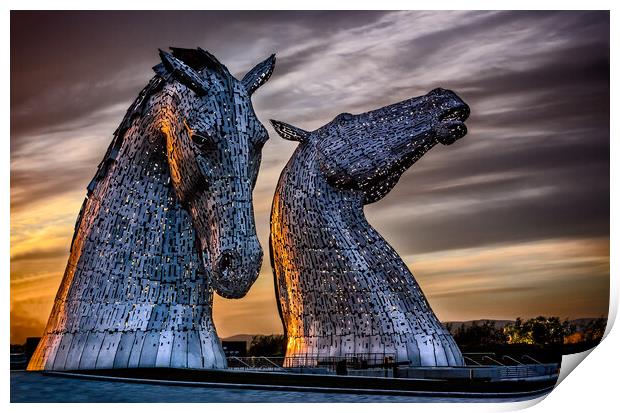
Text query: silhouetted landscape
213 316 607 364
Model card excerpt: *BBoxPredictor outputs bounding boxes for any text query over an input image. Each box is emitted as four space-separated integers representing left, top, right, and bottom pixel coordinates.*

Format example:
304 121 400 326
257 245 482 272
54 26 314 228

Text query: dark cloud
431 285 537 299
10 162 94 210
367 128 609 253
11 78 142 147
372 177 608 254
11 247 68 263
10 11 389 138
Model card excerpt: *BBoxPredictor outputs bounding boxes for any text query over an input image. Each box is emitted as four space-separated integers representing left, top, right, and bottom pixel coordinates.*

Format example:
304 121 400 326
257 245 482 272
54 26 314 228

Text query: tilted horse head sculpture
270 88 469 366
28 47 275 371
273 87 469 203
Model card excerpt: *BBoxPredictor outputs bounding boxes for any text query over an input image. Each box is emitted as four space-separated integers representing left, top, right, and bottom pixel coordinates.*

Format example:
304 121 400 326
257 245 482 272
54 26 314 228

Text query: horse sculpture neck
271 139 465 366
28 78 226 371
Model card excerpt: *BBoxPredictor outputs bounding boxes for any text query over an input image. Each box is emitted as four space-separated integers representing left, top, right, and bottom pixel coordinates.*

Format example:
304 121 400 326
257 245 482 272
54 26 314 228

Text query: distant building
24 337 41 362
11 337 40 370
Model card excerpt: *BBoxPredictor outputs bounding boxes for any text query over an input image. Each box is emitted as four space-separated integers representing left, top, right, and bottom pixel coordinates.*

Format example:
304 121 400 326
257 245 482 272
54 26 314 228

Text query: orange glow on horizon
10 164 610 345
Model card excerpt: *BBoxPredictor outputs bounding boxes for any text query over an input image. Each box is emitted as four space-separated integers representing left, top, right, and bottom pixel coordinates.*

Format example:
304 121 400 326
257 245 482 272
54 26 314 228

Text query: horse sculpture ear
158 49 210 96
270 120 310 143
242 54 276 96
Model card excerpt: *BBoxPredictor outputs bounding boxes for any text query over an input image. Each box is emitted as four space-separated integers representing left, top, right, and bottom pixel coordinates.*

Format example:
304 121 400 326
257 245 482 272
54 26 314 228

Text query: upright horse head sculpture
28 47 275 371
159 49 271 297
270 88 469 366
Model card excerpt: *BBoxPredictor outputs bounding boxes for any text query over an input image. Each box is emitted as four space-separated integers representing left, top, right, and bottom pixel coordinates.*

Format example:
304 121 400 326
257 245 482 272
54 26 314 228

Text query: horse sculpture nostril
217 250 239 273
440 104 470 122
212 248 261 299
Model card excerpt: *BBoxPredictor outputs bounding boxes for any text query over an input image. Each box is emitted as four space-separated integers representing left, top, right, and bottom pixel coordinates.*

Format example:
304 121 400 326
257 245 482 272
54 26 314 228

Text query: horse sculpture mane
270 88 469 366
28 47 276 371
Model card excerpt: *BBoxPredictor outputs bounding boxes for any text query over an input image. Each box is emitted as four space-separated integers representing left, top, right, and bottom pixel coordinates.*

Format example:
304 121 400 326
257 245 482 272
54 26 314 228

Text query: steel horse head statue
270 88 470 366
28 47 276 371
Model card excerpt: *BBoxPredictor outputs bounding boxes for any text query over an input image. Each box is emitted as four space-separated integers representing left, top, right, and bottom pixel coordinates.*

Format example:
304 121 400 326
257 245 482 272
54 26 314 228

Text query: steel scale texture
28 47 276 371
270 88 470 366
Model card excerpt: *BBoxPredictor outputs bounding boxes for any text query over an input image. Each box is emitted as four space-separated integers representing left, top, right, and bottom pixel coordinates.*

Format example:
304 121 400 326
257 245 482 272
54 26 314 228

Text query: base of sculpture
28 329 226 371
284 332 464 367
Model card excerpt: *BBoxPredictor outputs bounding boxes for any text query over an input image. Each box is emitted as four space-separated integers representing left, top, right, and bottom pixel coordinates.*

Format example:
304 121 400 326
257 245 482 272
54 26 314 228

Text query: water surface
10 371 547 403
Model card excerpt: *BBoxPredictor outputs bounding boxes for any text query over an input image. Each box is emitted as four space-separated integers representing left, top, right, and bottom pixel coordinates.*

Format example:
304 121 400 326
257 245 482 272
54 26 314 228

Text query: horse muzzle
211 246 263 298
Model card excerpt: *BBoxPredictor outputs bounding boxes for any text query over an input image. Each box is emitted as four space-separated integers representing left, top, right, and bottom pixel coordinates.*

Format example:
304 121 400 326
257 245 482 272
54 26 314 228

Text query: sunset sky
10 10 609 344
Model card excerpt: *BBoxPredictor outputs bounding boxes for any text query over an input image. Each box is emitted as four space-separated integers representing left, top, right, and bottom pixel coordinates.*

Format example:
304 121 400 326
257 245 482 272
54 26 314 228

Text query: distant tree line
445 316 607 349
504 317 574 346
563 317 607 344
246 317 607 358
247 334 286 357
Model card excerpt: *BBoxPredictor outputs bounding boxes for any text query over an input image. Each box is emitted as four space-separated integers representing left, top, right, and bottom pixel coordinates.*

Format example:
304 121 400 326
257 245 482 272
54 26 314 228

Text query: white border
4 1 616 412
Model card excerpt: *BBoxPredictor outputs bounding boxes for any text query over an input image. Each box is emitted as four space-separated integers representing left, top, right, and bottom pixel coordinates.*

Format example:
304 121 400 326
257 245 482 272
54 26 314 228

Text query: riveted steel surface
270 88 469 366
28 48 276 371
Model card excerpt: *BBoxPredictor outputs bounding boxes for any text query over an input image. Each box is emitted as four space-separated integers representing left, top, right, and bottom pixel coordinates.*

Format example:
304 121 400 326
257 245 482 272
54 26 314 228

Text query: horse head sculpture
28 47 275 371
272 87 469 203
270 88 469 366
157 48 272 298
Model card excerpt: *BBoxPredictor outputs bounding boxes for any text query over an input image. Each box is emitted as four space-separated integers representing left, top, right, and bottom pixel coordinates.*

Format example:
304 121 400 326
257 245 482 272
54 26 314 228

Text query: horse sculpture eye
191 131 215 149
338 113 353 125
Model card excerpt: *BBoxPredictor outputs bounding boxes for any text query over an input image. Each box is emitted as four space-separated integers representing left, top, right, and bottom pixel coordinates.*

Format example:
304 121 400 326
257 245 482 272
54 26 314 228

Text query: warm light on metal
28 47 276 371
270 88 470 366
